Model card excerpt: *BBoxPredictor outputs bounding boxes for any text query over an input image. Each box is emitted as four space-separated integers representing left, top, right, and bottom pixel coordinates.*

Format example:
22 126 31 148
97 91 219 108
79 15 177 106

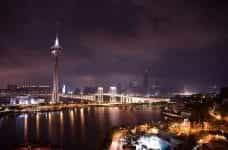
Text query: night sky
0 0 228 91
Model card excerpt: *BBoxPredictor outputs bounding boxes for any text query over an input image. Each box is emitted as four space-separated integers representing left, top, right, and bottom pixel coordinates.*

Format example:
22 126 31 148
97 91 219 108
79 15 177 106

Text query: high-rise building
50 34 63 103
0 84 51 96
220 87 228 104
143 67 151 95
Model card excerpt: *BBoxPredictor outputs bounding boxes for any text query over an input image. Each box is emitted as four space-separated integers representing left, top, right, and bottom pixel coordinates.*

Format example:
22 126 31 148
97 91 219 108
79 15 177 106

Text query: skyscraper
143 67 151 95
50 34 63 103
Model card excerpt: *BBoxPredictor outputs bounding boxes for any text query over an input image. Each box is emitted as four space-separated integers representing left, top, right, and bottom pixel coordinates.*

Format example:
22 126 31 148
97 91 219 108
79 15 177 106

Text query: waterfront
0 105 162 149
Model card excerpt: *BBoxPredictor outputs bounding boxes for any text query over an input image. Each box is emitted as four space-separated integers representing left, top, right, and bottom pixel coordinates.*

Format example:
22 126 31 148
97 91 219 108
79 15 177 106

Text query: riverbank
0 102 168 117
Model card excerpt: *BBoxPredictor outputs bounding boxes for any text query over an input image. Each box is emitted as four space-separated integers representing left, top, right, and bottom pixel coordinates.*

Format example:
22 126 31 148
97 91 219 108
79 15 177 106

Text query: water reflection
48 112 52 142
24 114 28 143
0 105 163 150
96 107 105 129
36 113 40 141
60 111 64 138
80 108 85 127
80 108 85 142
109 107 120 126
69 110 74 129
69 110 75 137
0 118 3 129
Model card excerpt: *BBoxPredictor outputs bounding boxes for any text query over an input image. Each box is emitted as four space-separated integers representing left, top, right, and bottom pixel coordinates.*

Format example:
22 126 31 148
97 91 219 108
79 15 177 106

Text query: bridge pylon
97 87 104 103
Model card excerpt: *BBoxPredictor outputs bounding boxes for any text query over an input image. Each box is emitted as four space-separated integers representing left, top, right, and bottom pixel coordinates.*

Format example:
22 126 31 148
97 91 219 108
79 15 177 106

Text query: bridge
60 93 170 104
1 90 170 104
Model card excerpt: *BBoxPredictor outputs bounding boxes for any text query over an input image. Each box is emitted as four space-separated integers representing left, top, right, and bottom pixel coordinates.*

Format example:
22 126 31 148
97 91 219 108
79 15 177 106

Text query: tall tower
143 68 150 96
50 33 63 103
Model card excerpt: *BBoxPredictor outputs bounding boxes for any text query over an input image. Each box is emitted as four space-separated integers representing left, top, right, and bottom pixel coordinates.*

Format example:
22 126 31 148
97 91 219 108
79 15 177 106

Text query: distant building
17 85 51 95
10 95 45 105
151 81 160 96
128 80 140 96
83 86 97 95
0 84 51 96
73 88 81 95
143 68 151 95
117 83 122 94
220 87 228 104
7 84 18 91
207 85 219 97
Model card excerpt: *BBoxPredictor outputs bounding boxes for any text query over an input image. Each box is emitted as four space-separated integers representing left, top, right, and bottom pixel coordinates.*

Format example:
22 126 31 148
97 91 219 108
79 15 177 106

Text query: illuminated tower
50 34 63 103
143 68 150 95
97 87 103 103
109 86 117 103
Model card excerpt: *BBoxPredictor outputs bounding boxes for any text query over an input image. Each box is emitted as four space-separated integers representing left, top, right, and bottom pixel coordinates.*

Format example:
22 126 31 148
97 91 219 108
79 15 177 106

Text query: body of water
0 105 162 150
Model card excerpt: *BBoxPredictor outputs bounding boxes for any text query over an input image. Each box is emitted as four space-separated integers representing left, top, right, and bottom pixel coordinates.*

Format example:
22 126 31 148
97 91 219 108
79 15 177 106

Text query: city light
0 2 227 149
62 84 66 94
198 134 227 144
136 136 161 150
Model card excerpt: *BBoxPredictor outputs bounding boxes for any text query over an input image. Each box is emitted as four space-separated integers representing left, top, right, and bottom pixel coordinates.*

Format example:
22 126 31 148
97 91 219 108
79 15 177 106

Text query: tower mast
50 32 63 103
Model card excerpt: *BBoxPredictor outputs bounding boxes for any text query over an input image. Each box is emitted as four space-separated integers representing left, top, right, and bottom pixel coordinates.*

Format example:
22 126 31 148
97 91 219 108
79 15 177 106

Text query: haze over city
1 0 228 91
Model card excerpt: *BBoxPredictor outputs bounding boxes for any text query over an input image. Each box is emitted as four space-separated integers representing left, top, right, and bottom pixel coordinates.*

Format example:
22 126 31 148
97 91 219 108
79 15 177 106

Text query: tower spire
54 32 60 47
52 21 61 48
51 30 62 50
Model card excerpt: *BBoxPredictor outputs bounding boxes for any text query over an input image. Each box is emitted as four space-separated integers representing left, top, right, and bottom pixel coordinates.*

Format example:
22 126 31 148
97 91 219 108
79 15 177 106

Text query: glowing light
80 108 84 127
24 114 28 142
109 130 127 150
69 110 75 130
109 86 117 94
60 111 64 137
136 136 161 150
98 87 103 91
55 36 59 47
147 127 159 134
209 110 222 120
198 134 227 144
48 112 52 140
62 84 66 94
36 113 40 140
183 91 193 96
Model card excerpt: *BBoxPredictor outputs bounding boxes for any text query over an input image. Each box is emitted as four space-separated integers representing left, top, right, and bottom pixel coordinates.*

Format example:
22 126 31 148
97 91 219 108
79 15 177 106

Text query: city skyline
1 1 228 150
0 0 228 91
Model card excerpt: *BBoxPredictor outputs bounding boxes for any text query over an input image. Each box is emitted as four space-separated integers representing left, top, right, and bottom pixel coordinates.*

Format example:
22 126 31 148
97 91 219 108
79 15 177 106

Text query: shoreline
0 102 167 117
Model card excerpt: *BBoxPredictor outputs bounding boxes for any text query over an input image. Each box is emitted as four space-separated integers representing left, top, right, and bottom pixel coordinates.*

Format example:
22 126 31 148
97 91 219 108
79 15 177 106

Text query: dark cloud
0 0 228 90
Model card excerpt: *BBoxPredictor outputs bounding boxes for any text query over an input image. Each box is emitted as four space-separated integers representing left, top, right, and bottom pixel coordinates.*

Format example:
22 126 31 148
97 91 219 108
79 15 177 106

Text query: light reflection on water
60 111 64 140
36 113 40 141
0 118 3 129
0 105 162 149
48 112 52 142
23 114 28 143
